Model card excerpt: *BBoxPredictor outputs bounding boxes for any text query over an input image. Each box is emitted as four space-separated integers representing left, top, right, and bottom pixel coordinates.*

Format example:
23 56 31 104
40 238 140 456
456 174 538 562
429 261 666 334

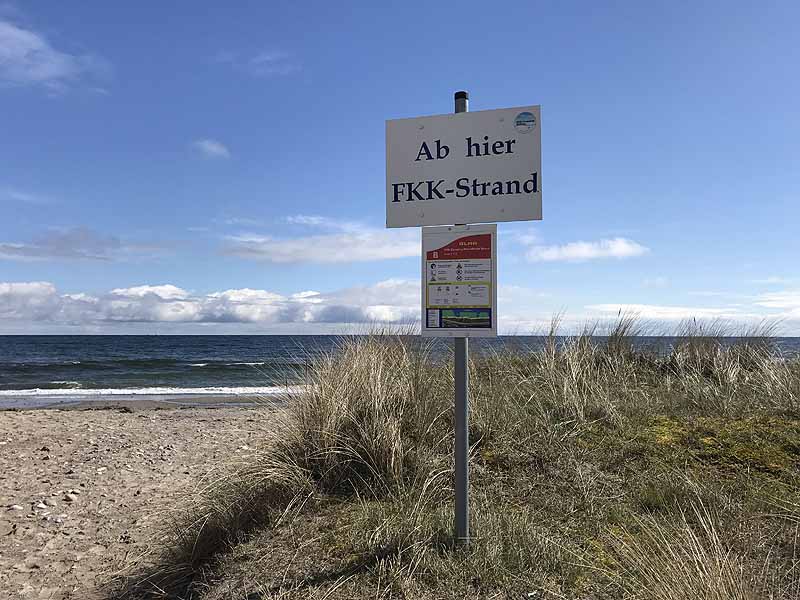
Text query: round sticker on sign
514 111 536 134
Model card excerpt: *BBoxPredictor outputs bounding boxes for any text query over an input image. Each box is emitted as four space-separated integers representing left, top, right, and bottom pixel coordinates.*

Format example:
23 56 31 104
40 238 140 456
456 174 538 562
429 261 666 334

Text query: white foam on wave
230 362 269 366
186 362 269 367
0 385 305 397
50 381 83 387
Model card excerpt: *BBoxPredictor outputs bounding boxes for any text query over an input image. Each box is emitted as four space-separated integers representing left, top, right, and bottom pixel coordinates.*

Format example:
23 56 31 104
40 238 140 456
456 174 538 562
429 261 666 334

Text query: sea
1 335 798 409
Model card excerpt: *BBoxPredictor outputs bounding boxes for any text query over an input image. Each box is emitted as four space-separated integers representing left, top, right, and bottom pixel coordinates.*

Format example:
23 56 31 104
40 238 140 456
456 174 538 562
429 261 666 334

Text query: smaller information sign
421 224 497 338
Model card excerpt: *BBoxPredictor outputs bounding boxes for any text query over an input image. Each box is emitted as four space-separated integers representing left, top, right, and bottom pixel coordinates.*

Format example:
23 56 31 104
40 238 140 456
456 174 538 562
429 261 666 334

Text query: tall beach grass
111 318 800 599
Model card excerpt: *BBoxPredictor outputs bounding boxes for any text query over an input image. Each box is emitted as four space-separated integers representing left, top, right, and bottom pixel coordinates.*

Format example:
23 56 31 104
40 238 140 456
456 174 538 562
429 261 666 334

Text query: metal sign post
454 335 469 545
453 90 469 546
385 90 541 548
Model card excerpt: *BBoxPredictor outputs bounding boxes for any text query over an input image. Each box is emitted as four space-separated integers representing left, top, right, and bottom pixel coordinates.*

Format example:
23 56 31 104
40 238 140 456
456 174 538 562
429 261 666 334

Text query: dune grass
109 320 800 599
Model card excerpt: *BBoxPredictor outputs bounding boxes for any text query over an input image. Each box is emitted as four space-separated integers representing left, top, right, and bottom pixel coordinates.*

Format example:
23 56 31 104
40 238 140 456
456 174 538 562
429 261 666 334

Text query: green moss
683 416 800 476
577 417 691 473
584 415 800 477
647 415 690 447
575 415 799 532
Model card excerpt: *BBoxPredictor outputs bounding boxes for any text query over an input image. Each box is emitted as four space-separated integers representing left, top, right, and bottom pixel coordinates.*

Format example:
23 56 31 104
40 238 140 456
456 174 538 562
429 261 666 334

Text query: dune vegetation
110 318 800 599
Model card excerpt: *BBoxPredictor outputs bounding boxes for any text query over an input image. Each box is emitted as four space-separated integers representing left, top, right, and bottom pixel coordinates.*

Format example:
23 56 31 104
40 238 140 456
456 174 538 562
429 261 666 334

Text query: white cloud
0 281 59 320
0 19 109 92
0 227 165 261
751 276 794 285
284 215 359 231
688 291 732 297
222 217 263 227
324 279 418 310
498 284 549 304
110 285 189 300
292 290 322 301
754 290 800 315
2 279 799 335
643 276 669 288
0 279 421 329
249 51 299 76
0 186 49 204
225 231 418 264
193 139 231 159
526 238 649 263
214 50 300 77
495 285 554 334
508 230 540 246
223 215 419 264
586 303 760 321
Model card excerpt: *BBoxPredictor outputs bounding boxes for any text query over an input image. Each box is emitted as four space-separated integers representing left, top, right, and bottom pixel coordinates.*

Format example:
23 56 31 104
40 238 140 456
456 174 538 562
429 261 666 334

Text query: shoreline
0 396 285 411
0 388 303 411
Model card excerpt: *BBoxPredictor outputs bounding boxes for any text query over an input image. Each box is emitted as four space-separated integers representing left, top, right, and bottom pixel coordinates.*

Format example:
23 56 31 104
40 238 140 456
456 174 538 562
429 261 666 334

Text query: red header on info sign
426 234 491 260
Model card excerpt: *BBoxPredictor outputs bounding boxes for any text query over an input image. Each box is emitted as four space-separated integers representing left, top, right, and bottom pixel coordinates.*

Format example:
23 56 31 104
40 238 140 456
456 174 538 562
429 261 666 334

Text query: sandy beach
0 403 279 600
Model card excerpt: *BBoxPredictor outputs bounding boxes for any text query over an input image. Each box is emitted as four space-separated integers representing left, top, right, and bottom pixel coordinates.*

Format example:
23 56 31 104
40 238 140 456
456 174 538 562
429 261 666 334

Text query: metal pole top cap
454 91 469 100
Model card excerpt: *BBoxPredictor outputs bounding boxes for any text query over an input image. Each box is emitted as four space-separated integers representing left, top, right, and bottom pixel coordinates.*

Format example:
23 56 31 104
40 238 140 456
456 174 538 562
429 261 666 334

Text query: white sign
421 224 497 337
386 105 541 228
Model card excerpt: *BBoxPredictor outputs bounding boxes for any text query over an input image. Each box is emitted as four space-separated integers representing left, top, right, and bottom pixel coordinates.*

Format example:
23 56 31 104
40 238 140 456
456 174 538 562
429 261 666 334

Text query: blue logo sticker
514 111 536 134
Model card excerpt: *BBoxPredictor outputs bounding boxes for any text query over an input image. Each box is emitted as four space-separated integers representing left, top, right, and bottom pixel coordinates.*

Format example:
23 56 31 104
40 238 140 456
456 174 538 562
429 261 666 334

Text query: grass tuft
609 503 760 600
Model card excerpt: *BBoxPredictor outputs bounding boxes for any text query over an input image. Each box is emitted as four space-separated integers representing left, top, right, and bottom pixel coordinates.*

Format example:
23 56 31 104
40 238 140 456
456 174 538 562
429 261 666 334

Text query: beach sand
0 402 280 599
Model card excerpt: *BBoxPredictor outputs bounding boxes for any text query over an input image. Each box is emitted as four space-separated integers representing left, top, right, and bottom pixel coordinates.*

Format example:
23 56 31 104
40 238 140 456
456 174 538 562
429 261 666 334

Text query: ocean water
1 335 798 408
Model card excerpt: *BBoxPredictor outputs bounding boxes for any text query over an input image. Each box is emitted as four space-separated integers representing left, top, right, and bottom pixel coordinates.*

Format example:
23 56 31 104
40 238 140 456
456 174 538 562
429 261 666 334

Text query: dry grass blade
609 502 759 600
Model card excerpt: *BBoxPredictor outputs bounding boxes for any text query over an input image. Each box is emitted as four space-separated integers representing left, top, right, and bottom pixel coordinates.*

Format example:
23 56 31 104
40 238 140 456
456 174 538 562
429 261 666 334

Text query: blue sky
1 1 799 334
